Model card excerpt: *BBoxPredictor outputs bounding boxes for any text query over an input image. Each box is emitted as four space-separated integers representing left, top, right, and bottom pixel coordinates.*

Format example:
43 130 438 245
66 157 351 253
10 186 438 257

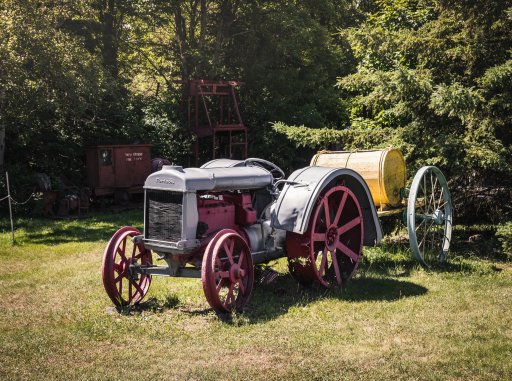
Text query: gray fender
270 166 383 246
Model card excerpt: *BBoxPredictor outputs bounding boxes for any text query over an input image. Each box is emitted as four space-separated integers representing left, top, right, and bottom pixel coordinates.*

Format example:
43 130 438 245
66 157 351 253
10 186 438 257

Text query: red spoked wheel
102 226 153 307
286 185 364 287
201 229 254 313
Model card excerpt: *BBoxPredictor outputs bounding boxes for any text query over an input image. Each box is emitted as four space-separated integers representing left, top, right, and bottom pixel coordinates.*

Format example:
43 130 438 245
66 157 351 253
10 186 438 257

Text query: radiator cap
162 165 185 172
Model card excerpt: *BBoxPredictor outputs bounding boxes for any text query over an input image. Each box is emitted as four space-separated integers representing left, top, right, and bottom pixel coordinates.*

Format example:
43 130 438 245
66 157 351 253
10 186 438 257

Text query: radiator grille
145 190 183 242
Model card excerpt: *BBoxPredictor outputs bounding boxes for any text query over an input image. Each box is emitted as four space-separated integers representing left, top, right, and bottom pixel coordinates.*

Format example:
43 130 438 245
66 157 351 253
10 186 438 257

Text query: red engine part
222 193 257 226
197 193 257 243
197 197 236 235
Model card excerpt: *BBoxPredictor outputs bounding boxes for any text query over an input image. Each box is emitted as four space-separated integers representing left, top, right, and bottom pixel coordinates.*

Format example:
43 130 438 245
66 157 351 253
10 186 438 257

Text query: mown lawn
0 210 511 380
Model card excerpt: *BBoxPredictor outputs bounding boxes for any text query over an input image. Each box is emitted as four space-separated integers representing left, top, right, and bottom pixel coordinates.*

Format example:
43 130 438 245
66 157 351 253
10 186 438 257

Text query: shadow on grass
108 272 428 324
360 255 487 277
116 295 180 315
235 273 428 323
13 209 143 245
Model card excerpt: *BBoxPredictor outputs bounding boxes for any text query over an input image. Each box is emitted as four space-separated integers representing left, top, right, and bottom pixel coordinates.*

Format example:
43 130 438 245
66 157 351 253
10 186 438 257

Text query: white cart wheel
407 166 453 267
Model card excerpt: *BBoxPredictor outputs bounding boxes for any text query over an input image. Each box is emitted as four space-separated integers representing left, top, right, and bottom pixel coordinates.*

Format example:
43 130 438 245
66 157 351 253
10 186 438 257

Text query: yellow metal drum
310 148 406 207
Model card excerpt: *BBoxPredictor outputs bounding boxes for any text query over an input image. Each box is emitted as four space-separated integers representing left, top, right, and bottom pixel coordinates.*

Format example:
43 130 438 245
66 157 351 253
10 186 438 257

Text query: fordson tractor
102 152 452 313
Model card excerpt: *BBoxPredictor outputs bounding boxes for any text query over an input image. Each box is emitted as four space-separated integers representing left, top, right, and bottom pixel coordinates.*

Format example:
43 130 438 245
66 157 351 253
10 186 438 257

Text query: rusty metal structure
184 80 248 164
100 149 452 314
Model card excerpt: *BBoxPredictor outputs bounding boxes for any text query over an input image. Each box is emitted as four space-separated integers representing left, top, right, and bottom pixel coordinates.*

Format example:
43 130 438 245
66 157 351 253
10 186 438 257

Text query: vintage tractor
101 151 453 313
101 158 383 313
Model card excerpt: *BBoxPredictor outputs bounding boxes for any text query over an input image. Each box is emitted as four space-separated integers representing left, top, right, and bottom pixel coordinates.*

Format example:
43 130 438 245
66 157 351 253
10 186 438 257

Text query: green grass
0 210 511 380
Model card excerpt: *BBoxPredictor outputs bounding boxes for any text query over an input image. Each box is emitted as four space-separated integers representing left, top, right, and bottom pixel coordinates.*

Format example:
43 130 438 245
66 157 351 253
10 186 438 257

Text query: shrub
496 221 512 260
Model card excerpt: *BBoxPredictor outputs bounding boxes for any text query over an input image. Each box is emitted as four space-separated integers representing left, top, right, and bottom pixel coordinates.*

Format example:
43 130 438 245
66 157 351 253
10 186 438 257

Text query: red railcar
86 144 152 198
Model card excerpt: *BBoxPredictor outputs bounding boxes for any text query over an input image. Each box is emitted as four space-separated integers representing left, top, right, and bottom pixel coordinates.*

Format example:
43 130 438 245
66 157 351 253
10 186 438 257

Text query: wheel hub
424 209 445 225
229 263 244 283
432 209 445 225
325 226 339 251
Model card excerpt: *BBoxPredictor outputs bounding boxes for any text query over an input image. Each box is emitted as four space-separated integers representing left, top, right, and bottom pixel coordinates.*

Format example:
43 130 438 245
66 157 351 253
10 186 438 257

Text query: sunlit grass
0 211 511 380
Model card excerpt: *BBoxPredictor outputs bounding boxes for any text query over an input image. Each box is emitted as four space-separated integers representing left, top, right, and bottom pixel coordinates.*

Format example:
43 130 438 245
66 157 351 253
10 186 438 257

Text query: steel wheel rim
201 229 254 313
407 166 453 267
287 185 364 287
102 226 153 306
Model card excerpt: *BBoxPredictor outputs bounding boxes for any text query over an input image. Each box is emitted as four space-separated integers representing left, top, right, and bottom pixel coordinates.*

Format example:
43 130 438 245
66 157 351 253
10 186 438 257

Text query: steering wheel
244 158 285 182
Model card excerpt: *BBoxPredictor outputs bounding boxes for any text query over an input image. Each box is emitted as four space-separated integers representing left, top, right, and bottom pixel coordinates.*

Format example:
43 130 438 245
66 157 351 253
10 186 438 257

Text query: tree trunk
174 2 189 80
0 126 4 166
101 0 119 78
199 0 207 48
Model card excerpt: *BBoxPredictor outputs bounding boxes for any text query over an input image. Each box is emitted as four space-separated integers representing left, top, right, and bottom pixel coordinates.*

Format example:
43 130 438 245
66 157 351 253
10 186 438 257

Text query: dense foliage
273 0 512 221
1 1 511 221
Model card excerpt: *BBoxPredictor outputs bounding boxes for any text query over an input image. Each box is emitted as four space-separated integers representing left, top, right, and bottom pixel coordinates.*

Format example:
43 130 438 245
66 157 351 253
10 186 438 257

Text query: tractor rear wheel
286 185 364 288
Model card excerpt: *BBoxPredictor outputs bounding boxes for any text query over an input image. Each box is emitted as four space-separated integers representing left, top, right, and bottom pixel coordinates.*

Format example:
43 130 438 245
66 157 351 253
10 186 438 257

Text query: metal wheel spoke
336 241 359 261
216 279 224 293
238 279 246 294
223 240 235 265
322 198 331 226
312 232 326 242
429 172 436 212
223 284 235 308
437 200 448 211
117 247 128 262
330 251 342 285
215 256 223 270
338 216 361 235
415 218 427 232
114 263 123 273
435 188 444 211
238 250 245 266
418 220 436 248
333 192 348 226
130 280 144 297
215 270 230 279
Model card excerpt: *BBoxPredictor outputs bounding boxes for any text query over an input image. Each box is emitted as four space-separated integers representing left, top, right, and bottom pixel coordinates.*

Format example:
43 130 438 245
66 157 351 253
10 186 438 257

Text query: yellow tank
310 148 406 207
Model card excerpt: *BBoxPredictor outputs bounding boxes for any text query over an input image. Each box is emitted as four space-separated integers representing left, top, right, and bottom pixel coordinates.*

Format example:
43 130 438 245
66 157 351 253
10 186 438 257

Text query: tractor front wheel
201 229 254 313
102 226 153 307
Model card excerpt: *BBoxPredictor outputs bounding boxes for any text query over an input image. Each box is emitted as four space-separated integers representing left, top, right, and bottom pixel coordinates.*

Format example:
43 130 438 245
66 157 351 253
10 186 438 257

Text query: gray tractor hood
145 165 273 192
